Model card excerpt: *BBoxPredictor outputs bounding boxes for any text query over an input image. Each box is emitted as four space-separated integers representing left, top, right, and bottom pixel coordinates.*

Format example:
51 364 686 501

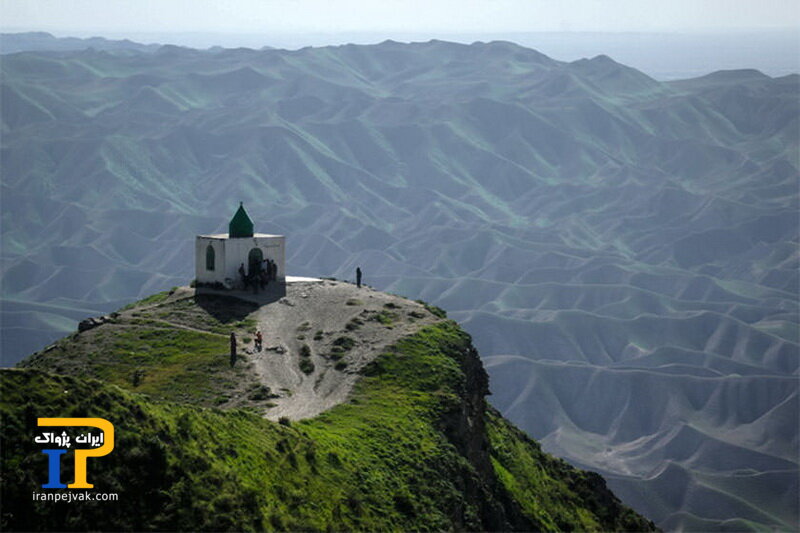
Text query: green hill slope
2 288 654 532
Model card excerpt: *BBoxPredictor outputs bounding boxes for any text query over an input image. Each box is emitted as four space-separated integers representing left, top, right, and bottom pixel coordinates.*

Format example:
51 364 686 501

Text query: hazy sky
2 0 798 34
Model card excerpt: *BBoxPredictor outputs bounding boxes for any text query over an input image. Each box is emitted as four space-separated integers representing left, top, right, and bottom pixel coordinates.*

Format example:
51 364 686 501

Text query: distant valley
1 34 797 530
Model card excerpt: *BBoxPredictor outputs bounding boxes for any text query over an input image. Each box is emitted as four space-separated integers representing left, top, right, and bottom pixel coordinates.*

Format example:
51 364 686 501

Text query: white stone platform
285 276 323 283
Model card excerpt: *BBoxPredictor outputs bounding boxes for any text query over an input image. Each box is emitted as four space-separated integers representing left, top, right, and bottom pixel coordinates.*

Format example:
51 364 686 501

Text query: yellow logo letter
37 418 114 489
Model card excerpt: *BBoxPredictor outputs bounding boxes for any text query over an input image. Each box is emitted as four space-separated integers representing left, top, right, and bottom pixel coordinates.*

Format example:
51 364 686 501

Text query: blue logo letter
41 449 67 489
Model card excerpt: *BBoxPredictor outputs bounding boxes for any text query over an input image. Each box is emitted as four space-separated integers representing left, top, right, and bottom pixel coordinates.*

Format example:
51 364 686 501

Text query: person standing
230 332 237 367
356 266 362 288
265 259 272 282
251 262 260 294
255 330 263 352
238 263 247 289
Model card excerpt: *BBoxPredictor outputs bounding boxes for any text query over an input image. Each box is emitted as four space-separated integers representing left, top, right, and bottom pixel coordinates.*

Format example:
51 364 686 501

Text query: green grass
416 300 448 319
298 358 315 375
149 296 256 335
120 289 173 311
485 408 651 532
1 370 286 531
345 317 363 331
332 336 355 351
19 295 261 407
4 299 654 532
371 310 397 326
247 384 274 401
23 327 236 405
108 327 235 404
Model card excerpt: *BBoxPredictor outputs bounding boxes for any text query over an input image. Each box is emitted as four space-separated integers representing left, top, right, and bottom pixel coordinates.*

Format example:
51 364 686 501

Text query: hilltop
21 281 448 420
2 282 654 531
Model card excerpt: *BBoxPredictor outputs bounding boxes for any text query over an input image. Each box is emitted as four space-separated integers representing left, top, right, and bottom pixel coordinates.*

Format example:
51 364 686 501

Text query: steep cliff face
437 341 510 529
434 337 651 532
3 284 655 531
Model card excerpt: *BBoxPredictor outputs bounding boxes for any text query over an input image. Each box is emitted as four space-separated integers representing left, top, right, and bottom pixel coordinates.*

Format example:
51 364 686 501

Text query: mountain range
1 34 797 530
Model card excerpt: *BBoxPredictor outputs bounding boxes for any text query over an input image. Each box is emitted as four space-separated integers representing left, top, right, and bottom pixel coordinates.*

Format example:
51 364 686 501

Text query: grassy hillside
2 293 654 532
21 289 262 407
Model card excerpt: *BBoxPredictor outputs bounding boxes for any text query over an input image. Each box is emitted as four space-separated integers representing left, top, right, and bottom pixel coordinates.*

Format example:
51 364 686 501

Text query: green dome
229 202 254 238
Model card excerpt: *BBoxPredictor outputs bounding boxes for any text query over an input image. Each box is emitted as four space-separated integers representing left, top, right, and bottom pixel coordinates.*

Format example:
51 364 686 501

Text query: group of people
228 262 368 371
230 330 264 367
228 266 366 367
238 258 278 293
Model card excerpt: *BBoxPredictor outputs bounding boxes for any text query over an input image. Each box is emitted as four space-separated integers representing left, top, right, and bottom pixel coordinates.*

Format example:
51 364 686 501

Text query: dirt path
242 280 442 421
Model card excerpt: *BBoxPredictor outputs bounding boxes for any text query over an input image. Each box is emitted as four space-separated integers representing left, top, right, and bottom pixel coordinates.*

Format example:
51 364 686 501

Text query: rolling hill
3 284 654 531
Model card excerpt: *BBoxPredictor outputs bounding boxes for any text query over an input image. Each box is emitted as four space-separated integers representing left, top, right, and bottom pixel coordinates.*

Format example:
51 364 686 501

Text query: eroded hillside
2 39 797 530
